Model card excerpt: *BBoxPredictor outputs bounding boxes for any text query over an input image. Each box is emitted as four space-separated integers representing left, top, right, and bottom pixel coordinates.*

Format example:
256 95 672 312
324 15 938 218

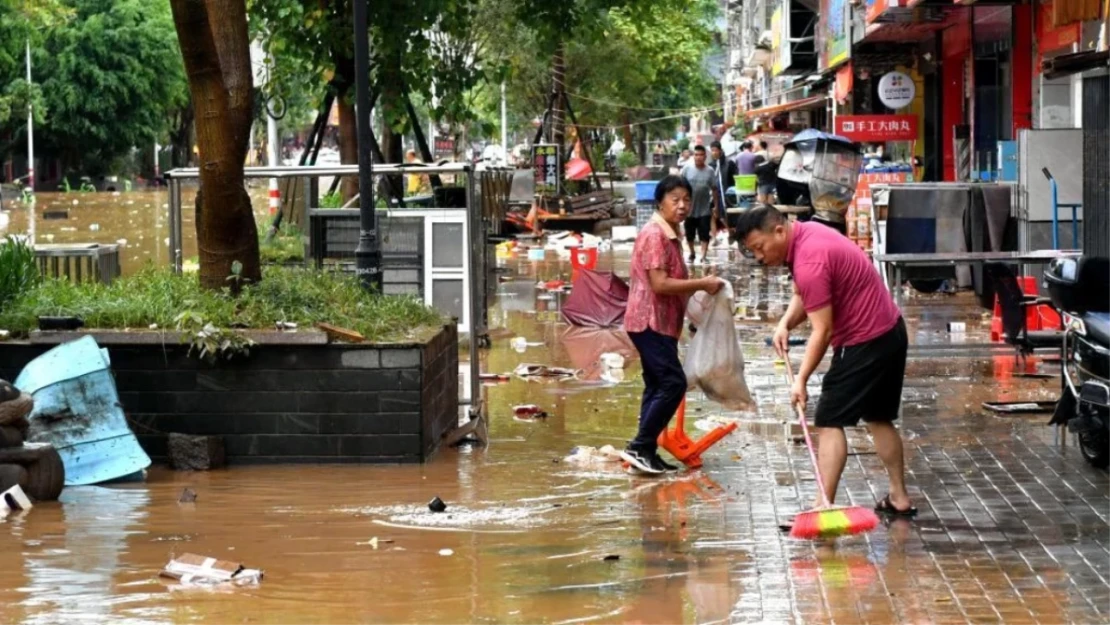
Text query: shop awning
744 95 827 119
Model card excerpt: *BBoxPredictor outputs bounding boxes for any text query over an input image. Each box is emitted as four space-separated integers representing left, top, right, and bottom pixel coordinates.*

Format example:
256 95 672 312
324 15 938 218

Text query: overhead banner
822 0 851 69
835 115 919 142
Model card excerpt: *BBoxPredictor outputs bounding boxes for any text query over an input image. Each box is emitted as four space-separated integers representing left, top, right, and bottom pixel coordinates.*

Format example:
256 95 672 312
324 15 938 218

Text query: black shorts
684 215 712 243
815 318 908 428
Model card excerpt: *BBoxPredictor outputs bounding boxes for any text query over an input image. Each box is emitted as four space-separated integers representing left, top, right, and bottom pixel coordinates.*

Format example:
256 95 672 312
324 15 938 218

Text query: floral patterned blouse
624 214 689 339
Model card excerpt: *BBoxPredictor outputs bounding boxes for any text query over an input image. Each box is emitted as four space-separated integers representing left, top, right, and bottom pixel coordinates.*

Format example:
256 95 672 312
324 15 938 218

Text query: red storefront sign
834 115 918 142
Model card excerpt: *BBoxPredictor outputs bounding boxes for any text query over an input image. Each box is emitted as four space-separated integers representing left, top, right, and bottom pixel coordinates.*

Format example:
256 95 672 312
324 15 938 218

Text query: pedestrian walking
680 145 717 264
711 140 738 241
735 204 916 520
753 141 777 204
622 175 723 475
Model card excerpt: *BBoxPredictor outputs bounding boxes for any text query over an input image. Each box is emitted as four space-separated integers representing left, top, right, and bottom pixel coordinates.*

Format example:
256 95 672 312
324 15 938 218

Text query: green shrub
0 236 39 309
616 150 640 169
259 222 305 264
0 266 447 343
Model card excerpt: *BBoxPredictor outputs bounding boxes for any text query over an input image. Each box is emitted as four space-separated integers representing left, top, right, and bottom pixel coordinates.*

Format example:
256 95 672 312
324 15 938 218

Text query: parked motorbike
1045 256 1110 469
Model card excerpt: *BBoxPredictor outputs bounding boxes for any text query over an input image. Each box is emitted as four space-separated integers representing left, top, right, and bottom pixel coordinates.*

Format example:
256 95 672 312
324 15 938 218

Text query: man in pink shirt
736 205 916 519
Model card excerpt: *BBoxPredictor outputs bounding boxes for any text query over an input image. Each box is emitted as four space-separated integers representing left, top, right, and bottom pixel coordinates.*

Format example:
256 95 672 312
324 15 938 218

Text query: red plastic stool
990 275 1060 341
657 398 737 469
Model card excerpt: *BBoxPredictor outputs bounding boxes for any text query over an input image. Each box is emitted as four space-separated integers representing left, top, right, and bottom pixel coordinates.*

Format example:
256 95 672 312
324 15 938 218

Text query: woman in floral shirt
621 175 723 475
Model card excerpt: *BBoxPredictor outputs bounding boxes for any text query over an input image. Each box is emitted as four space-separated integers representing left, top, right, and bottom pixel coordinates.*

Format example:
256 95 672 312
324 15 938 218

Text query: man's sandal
874 495 917 518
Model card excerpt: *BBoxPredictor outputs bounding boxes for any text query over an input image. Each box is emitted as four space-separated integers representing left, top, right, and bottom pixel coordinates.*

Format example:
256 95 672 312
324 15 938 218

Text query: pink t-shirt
787 221 901 347
624 217 689 338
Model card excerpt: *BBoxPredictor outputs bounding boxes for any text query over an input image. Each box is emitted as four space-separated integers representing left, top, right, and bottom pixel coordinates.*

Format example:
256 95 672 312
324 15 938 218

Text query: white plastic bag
684 282 755 412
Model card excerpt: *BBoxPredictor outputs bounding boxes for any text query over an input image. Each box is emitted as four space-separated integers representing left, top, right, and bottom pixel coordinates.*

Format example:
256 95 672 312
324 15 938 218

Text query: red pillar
941 17 972 182
1012 4 1034 137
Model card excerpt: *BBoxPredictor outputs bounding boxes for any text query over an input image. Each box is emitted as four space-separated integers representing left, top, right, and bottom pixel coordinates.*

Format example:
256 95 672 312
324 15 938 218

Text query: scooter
1045 256 1110 469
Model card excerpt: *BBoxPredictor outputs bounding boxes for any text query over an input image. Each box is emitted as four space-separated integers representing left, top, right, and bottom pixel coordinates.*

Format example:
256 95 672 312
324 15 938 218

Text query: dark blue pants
628 329 687 454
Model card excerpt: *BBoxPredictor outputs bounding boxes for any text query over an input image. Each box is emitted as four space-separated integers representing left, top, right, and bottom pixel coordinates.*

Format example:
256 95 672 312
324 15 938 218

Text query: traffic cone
657 398 737 469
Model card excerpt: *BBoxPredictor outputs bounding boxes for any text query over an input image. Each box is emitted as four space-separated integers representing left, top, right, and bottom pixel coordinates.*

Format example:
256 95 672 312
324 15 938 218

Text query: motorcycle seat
1084 312 1110 347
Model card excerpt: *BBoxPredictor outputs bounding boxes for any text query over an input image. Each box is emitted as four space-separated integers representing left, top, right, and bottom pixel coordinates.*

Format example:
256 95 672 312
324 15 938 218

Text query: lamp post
352 0 381 292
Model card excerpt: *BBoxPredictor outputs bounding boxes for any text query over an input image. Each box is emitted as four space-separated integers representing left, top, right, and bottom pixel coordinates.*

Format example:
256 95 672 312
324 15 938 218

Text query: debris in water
479 373 510 383
513 404 548 420
602 554 620 561
563 445 622 467
178 488 197 503
513 363 579 380
89 223 99 231
0 484 32 516
428 496 447 513
438 548 454 556
160 553 263 587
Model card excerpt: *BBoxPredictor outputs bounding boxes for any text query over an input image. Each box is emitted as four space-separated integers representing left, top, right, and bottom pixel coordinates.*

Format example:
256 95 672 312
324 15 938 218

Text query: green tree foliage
30 0 187 175
251 0 488 137
475 0 719 145
0 0 67 158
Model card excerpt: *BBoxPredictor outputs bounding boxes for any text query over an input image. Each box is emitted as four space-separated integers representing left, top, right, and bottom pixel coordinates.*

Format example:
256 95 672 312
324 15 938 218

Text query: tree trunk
169 0 260 290
332 50 359 203
378 51 404 203
336 93 359 202
621 110 633 151
170 103 194 168
551 41 566 147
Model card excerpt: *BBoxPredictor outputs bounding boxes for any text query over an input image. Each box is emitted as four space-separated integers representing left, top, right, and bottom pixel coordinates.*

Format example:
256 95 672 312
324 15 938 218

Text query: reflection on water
1 188 272 276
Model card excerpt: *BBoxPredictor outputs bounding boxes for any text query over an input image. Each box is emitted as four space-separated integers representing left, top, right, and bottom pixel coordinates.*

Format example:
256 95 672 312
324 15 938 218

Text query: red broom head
790 506 880 539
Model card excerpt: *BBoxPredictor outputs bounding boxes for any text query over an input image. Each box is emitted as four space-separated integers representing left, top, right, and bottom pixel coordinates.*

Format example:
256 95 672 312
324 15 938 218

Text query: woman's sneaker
620 447 663 475
652 454 681 473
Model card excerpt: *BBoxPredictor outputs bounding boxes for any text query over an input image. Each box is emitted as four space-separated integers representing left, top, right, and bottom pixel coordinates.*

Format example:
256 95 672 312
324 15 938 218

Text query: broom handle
784 358 833 509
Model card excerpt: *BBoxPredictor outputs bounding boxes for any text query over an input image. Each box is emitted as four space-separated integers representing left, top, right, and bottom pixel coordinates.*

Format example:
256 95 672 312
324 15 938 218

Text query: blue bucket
16 336 151 486
635 181 659 203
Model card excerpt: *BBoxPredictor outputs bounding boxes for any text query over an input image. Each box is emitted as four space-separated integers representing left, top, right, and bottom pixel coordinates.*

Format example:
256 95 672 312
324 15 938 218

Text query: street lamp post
352 0 381 292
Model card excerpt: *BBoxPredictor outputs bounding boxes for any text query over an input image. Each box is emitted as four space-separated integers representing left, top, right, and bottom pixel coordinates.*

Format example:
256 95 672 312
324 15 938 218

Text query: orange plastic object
568 246 598 271
990 275 1061 341
657 398 737 469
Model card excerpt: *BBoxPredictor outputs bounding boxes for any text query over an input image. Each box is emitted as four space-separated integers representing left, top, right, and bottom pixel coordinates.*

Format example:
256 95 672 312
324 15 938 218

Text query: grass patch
0 265 448 343
259 222 306 264
0 236 39 308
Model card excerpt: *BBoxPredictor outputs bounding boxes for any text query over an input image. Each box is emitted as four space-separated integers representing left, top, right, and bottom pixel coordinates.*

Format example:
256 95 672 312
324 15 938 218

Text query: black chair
984 263 1062 359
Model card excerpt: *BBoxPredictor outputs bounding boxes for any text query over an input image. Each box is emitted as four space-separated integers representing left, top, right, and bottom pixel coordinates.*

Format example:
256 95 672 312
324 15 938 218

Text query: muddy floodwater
0 202 1107 624
0 187 272 275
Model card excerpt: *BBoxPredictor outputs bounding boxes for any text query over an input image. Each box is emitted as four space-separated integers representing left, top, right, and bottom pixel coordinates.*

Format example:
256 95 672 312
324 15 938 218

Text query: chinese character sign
532 144 562 196
835 115 918 143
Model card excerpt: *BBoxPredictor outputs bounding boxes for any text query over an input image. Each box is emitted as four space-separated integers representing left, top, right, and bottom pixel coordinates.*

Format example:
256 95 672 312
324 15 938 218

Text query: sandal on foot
874 495 917 517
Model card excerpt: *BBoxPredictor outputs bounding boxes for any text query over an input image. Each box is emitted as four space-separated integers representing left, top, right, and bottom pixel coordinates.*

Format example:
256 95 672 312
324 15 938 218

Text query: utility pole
500 81 508 165
25 39 34 199
352 0 381 291
266 105 280 215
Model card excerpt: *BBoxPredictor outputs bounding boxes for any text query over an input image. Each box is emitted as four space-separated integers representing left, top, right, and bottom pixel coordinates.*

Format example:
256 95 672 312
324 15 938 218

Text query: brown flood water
0 209 1106 624
1 188 272 276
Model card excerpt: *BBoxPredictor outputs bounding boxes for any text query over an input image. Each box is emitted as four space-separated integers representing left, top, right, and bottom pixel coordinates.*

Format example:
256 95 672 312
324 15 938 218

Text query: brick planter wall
0 325 459 464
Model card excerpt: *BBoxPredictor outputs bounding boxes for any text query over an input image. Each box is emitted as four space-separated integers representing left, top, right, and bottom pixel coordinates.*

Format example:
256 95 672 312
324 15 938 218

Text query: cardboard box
161 553 263 586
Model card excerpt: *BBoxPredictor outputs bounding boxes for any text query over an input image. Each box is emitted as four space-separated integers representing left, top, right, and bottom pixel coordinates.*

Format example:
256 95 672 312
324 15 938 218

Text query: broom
784 358 879 539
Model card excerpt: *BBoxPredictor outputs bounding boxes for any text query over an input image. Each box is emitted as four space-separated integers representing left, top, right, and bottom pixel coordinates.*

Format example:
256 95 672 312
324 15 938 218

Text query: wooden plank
315 322 365 343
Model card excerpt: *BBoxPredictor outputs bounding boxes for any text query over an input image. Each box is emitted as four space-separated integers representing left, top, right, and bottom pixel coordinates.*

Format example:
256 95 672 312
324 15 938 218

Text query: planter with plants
0 239 460 464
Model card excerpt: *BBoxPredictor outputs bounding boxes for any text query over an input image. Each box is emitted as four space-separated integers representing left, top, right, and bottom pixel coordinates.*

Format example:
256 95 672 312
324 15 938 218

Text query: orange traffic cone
657 398 737 469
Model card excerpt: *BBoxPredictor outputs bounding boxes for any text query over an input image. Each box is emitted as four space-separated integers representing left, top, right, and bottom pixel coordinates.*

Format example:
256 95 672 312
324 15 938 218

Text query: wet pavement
0 226 1107 624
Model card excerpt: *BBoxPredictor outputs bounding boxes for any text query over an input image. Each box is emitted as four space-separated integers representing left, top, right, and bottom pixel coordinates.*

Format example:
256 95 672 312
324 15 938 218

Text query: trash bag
683 282 755 412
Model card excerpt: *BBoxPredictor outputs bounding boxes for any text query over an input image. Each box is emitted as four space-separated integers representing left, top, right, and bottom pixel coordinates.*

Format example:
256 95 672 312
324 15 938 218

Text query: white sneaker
620 448 663 475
